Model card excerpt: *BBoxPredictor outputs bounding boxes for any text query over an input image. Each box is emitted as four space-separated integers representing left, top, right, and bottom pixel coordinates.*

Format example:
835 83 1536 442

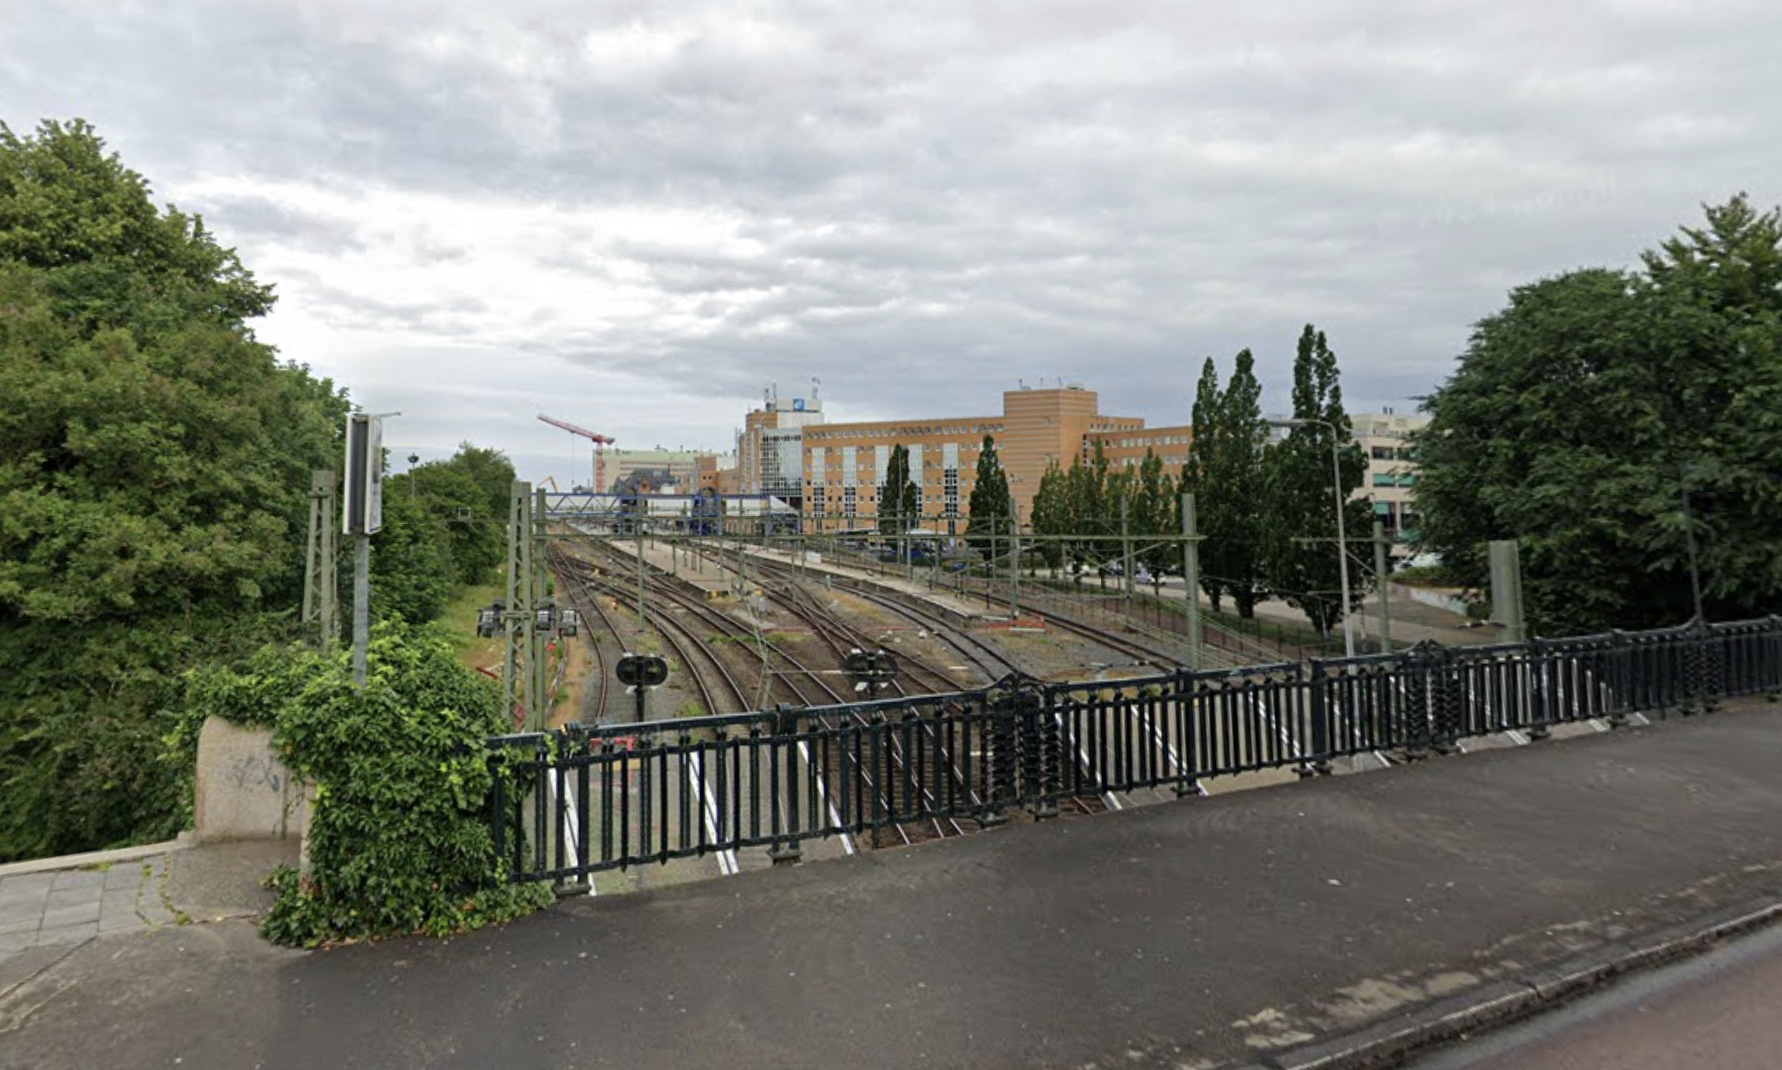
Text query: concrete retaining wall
193 717 309 845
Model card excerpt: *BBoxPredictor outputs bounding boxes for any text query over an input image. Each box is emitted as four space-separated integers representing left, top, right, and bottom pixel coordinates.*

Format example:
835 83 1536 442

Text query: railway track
568 537 992 848
708 548 1118 828
553 533 1174 853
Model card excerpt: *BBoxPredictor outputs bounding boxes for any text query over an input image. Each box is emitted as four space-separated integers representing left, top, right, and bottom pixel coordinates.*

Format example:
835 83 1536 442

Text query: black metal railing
487 617 1782 887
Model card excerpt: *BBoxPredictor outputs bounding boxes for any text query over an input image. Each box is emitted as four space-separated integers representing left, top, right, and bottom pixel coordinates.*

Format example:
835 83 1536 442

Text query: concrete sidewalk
3 705 1780 1070
0 839 295 993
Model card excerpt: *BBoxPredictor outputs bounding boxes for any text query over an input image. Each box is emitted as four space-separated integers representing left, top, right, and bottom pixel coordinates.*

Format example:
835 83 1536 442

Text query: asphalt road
8 703 1782 1070
1414 922 1782 1070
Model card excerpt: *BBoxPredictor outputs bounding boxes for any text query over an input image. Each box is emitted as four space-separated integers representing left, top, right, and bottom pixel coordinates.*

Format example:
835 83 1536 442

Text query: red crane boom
538 414 616 491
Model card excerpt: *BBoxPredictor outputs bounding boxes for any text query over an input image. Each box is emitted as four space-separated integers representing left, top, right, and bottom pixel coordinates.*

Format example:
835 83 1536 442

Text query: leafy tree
1134 451 1177 593
369 489 456 624
1182 358 1224 607
1262 326 1369 637
387 445 514 585
0 119 274 331
1029 459 1072 570
1417 195 1782 633
966 435 1013 563
878 444 920 548
449 442 520 527
1061 442 1112 583
1104 464 1134 587
1204 350 1271 617
0 119 346 862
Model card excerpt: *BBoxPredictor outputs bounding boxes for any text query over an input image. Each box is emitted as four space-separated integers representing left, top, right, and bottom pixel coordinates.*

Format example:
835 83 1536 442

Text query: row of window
1103 435 1189 449
804 424 1005 443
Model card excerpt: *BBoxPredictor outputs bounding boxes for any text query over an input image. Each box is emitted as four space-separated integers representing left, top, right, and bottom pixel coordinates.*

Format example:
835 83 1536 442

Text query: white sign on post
342 414 384 535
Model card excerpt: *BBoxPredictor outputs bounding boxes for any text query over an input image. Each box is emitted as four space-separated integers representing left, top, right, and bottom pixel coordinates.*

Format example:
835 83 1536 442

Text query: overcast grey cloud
4 0 1777 481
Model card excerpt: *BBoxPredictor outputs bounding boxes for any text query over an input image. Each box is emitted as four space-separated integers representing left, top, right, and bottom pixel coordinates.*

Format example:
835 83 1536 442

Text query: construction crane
538 414 616 492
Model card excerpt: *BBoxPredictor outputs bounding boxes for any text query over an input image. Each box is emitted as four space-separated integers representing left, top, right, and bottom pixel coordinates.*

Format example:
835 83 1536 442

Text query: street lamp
1269 417 1356 658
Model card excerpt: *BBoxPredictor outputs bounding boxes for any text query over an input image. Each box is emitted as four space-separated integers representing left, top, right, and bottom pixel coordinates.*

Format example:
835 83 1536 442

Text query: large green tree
1182 358 1224 610
1068 442 1113 582
1029 459 1072 571
1193 350 1272 617
0 119 347 861
1262 326 1370 637
385 444 515 587
1133 451 1177 593
879 444 920 542
1416 195 1782 633
966 435 1013 563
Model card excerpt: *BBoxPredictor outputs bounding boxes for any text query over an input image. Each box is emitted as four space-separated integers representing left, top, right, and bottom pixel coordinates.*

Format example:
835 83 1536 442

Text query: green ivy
180 621 550 947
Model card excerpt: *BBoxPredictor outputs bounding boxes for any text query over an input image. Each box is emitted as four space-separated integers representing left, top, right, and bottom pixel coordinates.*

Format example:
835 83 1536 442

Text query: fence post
1432 643 1462 755
1527 639 1552 740
769 706 803 864
980 679 1019 827
1306 660 1331 777
1770 616 1782 699
1679 619 1714 716
489 746 508 878
1174 669 1203 797
1607 630 1632 728
1400 640 1446 759
1025 683 1059 819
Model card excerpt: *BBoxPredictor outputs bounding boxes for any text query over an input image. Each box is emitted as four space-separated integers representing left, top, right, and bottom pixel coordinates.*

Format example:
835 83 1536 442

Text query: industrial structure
537 414 616 491
602 448 704 494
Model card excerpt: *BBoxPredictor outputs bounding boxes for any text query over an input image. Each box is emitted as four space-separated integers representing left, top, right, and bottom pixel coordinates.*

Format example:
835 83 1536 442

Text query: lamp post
1269 417 1356 658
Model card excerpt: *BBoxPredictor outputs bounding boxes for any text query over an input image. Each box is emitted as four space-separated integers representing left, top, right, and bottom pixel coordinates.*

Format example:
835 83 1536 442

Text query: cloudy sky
4 0 1776 484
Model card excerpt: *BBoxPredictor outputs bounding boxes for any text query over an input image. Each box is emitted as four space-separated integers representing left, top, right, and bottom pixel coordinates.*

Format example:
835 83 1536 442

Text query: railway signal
480 599 577 639
844 648 900 693
616 653 670 720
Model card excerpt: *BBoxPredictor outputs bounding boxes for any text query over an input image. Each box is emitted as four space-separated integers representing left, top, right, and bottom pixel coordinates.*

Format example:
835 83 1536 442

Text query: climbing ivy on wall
181 621 551 947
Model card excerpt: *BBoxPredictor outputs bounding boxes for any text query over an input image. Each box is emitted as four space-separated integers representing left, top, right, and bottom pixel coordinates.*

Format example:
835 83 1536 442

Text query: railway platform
4 700 1781 1070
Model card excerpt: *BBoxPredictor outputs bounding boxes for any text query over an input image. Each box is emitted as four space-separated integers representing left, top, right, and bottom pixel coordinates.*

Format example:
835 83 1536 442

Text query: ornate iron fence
488 617 1782 887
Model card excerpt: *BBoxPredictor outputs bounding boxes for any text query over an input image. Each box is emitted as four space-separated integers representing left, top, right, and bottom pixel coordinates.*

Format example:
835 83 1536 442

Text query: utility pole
1007 513 1021 620
1372 521 1394 654
1121 496 1134 604
1181 492 1204 671
636 506 648 630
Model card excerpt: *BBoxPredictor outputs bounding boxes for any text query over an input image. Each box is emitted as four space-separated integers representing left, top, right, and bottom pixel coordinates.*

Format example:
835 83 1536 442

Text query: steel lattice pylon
502 480 541 730
302 469 339 649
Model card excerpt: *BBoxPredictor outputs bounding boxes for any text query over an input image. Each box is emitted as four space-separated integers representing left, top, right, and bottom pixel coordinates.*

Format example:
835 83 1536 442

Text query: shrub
181 621 551 947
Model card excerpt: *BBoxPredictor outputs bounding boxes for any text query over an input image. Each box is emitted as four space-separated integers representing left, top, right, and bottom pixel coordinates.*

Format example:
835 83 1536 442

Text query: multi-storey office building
799 384 1192 535
734 386 825 508
1351 410 1428 554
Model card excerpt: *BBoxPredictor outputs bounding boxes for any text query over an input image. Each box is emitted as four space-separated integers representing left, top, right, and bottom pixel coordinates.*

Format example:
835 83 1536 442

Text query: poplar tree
1206 350 1271 617
1183 358 1224 609
879 444 920 540
1262 326 1370 636
966 435 1013 563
